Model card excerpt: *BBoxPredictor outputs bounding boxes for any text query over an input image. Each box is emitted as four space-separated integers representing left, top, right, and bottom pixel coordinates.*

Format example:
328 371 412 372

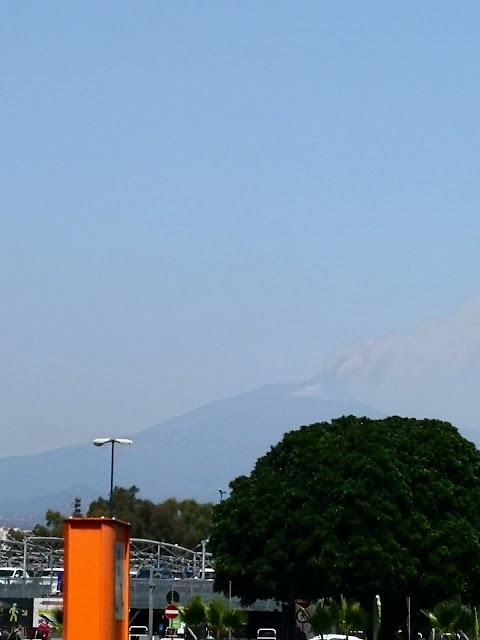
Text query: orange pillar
63 517 130 640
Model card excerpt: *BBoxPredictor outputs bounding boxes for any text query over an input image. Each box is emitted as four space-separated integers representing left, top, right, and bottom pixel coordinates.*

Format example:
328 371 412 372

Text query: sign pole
165 604 179 624
148 568 154 640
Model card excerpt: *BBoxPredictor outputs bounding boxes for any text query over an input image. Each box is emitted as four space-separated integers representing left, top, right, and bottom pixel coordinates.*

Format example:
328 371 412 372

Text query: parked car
133 567 173 580
311 635 364 640
37 568 64 594
0 567 31 583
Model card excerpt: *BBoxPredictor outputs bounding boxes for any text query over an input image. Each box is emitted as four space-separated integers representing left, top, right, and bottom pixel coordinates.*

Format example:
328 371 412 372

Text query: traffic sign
296 599 310 609
296 609 309 624
165 604 179 620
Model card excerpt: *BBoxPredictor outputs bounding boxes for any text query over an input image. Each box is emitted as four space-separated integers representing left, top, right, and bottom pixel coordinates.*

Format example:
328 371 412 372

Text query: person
34 620 50 640
8 625 22 640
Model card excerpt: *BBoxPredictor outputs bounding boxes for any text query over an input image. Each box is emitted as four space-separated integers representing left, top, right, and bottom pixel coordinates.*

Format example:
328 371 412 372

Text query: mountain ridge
1 379 381 526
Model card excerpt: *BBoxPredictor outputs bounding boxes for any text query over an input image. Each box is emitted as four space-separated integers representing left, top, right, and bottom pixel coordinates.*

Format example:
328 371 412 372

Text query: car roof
312 635 364 640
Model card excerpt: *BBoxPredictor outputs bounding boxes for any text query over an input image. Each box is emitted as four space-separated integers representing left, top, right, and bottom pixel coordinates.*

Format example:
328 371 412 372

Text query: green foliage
87 486 213 547
32 510 65 537
337 596 367 638
33 487 213 547
48 607 63 632
422 597 474 637
474 606 480 640
308 599 338 638
180 595 207 628
8 529 26 541
180 596 245 640
206 597 246 640
38 606 63 634
207 598 227 640
210 415 480 630
88 486 147 528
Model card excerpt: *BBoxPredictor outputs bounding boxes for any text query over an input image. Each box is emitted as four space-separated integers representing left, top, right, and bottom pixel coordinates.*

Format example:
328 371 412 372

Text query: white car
311 635 364 640
0 567 31 583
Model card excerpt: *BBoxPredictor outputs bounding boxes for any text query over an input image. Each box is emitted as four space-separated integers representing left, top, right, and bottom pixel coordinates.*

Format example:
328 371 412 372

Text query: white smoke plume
299 297 480 439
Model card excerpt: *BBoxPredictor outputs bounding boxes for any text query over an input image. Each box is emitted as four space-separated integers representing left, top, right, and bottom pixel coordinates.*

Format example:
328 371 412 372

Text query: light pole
200 538 207 579
218 489 226 502
92 437 133 517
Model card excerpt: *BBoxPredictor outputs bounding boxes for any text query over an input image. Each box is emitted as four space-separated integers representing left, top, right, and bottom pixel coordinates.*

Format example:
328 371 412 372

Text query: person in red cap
34 620 50 640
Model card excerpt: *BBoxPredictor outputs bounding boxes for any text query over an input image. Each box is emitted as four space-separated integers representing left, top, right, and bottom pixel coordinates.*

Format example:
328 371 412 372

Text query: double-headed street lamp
92 437 133 517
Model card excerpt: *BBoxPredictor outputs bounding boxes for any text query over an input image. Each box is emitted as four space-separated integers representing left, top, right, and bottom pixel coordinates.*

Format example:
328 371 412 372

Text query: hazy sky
2 2 480 456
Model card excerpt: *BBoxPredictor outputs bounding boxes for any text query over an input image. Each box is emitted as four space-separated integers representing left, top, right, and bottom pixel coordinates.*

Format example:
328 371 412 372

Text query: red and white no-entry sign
165 604 179 620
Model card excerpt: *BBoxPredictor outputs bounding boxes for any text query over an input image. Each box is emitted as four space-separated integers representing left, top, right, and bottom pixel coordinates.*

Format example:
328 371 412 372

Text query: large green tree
210 416 480 636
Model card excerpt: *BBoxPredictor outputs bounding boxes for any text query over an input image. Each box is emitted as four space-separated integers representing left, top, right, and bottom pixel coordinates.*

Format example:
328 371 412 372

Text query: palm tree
206 597 246 640
337 596 367 640
180 596 207 640
38 607 63 636
308 599 338 639
471 606 480 640
180 596 246 640
421 597 470 637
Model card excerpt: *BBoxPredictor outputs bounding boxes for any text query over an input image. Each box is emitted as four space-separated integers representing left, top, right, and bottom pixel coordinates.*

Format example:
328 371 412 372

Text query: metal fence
0 536 278 611
1 537 214 578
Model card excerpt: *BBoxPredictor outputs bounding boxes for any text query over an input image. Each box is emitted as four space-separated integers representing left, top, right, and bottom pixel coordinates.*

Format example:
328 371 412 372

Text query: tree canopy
31 509 65 538
210 416 480 633
32 487 213 549
88 487 212 548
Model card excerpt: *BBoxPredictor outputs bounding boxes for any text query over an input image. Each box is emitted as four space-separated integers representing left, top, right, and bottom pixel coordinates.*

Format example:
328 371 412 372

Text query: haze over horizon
2 3 480 457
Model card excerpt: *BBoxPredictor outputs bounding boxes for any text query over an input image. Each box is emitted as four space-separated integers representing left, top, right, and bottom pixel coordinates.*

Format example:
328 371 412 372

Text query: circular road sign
165 604 179 620
296 599 310 609
296 609 309 624
166 590 180 604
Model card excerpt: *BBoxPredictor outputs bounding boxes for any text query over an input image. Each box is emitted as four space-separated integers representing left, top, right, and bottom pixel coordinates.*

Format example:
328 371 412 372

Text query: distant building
0 528 10 541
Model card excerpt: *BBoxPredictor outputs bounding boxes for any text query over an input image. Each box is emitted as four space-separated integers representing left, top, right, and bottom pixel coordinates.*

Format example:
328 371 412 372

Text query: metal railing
0 536 214 577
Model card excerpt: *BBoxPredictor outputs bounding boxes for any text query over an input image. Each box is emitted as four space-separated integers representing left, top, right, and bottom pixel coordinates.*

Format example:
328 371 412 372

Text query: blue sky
2 2 480 455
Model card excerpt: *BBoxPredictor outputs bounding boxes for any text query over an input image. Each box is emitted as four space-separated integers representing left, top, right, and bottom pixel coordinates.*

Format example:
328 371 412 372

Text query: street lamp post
200 538 207 579
92 437 133 517
218 489 226 502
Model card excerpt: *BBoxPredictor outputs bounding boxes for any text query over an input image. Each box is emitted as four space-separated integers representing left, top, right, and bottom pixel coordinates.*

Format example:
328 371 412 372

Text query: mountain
0 380 381 525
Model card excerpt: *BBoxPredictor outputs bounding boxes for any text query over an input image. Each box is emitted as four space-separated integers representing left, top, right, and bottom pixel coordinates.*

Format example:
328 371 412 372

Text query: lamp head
93 438 111 446
92 437 133 446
